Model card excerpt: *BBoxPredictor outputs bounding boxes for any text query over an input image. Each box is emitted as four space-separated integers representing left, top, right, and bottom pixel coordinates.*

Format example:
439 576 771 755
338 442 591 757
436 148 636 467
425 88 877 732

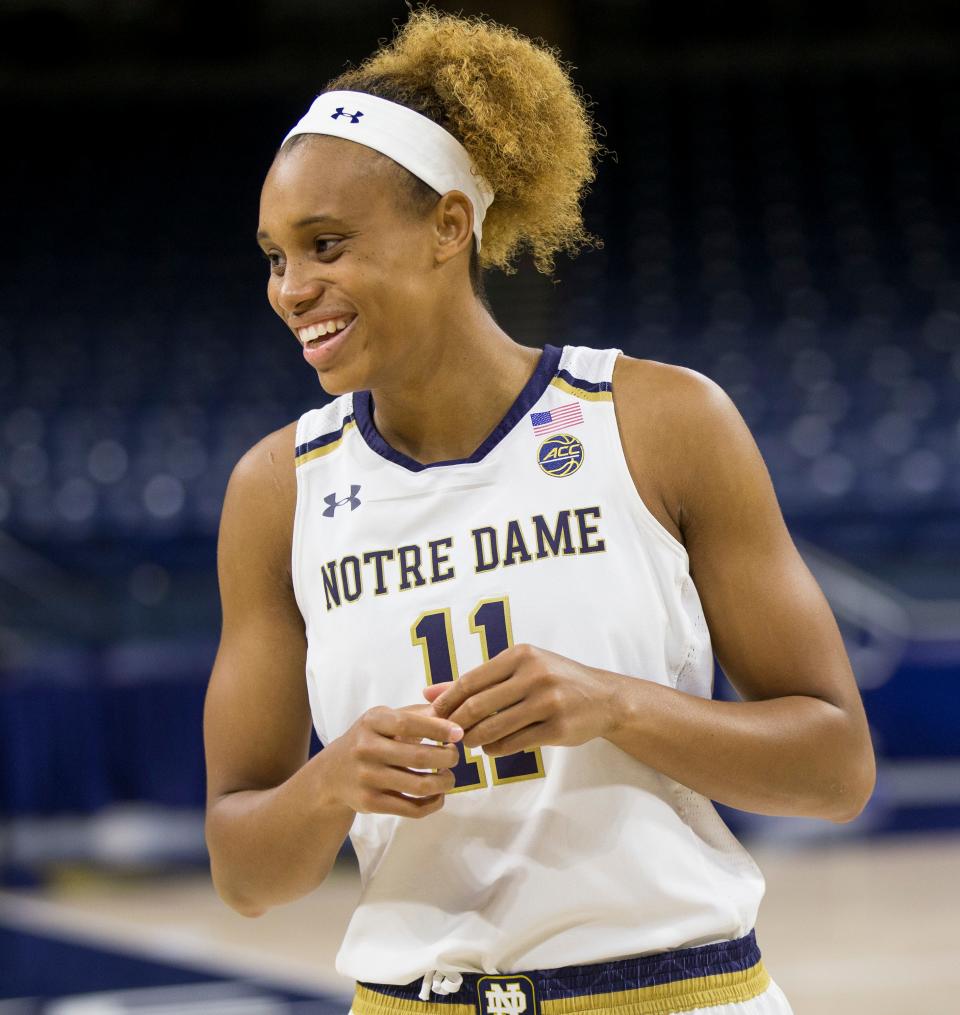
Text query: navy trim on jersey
353 344 564 472
295 413 356 459
555 367 613 394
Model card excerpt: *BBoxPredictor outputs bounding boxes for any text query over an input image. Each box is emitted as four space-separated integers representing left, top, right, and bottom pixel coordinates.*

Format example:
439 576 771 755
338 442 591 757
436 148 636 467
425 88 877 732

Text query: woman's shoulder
219 421 299 575
613 352 718 404
229 420 299 501
611 353 752 547
612 353 741 453
223 391 355 533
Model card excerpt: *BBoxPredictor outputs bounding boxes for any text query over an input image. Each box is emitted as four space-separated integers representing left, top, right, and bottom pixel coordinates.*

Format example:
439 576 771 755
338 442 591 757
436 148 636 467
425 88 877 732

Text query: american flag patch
530 402 584 436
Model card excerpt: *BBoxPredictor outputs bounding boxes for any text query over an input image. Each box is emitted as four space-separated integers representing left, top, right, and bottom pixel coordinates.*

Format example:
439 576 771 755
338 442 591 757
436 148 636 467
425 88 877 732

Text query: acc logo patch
537 433 584 478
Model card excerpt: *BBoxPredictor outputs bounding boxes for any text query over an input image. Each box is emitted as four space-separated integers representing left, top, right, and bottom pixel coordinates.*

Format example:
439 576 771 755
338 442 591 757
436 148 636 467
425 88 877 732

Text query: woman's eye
258 239 339 273
261 250 284 273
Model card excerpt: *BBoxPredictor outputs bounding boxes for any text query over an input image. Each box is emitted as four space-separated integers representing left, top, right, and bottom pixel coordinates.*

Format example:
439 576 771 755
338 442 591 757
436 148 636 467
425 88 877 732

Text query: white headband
281 89 495 250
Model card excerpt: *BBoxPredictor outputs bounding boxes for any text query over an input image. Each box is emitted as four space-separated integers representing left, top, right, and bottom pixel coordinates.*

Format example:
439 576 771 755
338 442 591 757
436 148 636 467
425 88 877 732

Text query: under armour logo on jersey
322 484 362 517
330 107 363 124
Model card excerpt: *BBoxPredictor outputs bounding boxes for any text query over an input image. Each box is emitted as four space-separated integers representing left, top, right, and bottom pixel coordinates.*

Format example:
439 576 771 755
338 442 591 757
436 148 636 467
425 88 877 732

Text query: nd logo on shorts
537 433 584 477
477 975 539 1015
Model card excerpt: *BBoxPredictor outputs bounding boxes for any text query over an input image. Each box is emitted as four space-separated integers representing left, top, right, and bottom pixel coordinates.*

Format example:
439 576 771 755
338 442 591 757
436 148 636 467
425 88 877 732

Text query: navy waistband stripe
359 929 761 1002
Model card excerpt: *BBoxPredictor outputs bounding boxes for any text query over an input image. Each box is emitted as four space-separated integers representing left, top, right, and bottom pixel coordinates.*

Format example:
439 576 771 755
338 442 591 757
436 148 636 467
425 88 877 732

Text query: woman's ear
433 190 475 267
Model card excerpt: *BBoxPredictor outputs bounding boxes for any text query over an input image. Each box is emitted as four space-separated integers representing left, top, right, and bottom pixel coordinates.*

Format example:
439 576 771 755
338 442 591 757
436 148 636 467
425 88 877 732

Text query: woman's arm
427 357 876 822
203 423 353 916
604 357 877 820
204 424 462 917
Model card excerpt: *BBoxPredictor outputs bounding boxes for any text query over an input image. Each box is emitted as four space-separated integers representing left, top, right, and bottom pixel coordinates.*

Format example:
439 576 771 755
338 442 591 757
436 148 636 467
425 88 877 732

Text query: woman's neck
368 304 544 466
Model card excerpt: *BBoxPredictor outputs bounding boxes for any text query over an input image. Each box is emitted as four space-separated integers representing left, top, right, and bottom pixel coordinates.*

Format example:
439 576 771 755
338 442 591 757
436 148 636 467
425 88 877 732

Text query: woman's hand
323 703 464 819
423 644 622 757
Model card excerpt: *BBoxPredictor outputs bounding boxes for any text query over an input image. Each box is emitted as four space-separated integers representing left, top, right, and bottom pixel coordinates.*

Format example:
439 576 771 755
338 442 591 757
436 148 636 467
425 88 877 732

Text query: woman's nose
276 259 324 314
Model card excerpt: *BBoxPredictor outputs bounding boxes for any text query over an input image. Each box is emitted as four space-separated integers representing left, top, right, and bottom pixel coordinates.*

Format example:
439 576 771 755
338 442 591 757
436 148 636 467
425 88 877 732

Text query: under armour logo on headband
331 107 364 124
283 90 495 249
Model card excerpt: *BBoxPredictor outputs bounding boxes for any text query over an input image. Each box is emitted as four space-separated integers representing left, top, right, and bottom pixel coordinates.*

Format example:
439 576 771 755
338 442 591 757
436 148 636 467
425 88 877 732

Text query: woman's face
257 135 449 396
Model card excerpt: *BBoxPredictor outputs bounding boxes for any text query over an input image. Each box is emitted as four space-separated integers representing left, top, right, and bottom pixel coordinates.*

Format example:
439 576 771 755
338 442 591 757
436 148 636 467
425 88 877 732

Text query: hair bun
325 5 606 275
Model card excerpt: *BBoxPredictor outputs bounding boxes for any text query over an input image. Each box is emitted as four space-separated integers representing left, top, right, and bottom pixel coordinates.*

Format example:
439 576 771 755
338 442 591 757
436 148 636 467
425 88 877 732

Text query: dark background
1 0 959 873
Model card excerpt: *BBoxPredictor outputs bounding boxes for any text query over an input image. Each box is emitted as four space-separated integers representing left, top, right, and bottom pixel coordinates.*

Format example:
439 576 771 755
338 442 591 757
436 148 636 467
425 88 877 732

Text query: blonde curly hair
319 4 606 278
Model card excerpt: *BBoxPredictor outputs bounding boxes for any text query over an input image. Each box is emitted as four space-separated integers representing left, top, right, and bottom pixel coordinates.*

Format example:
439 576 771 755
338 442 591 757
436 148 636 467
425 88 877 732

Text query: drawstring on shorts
418 970 464 1000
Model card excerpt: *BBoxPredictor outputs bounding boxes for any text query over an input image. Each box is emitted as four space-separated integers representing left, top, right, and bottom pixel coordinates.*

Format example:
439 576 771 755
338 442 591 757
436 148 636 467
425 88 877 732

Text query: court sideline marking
0 890 353 1001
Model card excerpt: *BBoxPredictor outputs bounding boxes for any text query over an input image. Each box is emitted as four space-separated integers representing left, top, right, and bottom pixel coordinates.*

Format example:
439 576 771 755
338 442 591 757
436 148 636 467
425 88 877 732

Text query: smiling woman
204 6 871 1014
253 6 602 403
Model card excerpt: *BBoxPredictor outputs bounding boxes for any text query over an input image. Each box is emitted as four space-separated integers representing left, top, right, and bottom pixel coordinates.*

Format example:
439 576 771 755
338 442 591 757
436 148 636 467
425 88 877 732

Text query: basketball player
203 9 875 1013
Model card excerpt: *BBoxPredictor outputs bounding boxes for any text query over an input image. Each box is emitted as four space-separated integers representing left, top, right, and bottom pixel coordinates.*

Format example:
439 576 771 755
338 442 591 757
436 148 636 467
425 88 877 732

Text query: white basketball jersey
291 344 765 982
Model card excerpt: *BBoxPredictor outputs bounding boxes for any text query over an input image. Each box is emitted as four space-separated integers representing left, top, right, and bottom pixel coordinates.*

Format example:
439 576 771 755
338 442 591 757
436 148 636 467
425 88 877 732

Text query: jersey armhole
607 352 692 569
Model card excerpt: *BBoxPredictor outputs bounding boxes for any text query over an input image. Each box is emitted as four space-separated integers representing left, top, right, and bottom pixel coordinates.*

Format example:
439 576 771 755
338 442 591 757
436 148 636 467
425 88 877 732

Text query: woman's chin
314 369 354 397
311 357 370 397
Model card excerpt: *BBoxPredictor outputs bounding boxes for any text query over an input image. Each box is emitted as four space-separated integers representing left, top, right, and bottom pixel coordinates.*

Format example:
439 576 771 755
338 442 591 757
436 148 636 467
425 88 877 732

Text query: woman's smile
301 314 358 366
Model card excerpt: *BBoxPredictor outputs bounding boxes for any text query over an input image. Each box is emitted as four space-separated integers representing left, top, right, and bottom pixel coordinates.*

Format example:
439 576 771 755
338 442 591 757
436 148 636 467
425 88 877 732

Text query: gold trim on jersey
352 959 770 1015
549 376 614 401
294 418 357 467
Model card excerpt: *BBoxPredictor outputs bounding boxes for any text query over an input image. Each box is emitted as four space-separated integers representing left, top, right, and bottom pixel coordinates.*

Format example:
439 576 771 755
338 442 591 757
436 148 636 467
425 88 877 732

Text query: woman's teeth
298 318 350 343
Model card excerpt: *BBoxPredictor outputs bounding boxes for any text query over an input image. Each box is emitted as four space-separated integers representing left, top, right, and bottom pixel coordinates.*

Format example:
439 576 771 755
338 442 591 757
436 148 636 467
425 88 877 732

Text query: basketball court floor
1 832 957 1013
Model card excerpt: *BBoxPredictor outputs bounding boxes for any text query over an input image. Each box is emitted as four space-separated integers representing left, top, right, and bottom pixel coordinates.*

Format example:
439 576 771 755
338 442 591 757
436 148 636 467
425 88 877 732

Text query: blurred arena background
1 1 958 1011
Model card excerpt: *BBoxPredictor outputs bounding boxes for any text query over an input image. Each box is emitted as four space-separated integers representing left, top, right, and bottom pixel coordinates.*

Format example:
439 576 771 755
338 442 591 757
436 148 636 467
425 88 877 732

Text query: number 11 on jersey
411 596 546 792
